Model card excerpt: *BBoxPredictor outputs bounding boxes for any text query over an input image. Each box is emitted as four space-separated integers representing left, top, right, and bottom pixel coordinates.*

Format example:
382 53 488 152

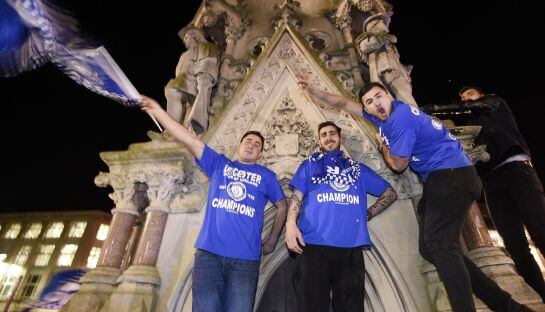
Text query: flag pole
146 112 163 132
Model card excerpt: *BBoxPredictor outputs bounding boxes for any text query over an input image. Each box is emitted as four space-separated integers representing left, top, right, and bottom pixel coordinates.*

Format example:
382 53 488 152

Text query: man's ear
362 103 370 114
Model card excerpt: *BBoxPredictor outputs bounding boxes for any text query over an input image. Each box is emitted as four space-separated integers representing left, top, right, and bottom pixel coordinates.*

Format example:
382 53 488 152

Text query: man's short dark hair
240 131 265 151
318 121 341 135
358 82 389 100
458 85 485 97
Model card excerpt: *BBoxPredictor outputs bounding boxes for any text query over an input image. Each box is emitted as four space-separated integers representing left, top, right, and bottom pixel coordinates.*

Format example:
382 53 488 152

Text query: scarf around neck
309 150 361 186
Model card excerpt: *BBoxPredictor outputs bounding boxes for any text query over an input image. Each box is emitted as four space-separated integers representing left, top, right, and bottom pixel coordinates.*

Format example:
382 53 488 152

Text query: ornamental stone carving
134 169 186 211
262 96 317 164
95 172 138 212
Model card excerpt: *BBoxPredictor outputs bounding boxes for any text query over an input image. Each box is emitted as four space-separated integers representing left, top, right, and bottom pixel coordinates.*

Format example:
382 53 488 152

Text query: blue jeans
192 249 260 312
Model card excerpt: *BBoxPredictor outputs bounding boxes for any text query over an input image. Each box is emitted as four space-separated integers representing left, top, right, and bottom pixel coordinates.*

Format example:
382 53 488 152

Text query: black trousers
293 244 365 312
484 161 545 302
418 166 523 312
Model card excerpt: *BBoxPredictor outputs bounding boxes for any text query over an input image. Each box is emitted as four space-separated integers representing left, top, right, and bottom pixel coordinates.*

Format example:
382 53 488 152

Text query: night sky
2 1 543 213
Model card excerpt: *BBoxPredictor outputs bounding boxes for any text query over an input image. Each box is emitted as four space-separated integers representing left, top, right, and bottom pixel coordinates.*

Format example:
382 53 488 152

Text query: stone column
61 173 140 312
101 169 184 312
462 202 493 251
336 14 364 93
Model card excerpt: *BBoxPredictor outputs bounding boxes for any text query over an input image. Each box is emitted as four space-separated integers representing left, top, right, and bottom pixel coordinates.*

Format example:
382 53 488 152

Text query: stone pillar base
61 267 121 312
422 247 545 311
100 265 161 312
468 247 544 309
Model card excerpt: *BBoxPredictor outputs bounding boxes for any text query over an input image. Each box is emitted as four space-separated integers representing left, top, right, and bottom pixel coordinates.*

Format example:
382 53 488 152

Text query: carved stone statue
165 26 219 135
356 12 417 106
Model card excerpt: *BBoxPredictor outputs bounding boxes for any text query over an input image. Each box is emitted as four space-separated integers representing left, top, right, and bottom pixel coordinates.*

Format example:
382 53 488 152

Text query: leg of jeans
515 166 545 302
463 255 513 311
192 250 225 312
421 167 480 312
223 257 260 312
293 245 332 312
331 248 365 312
487 165 545 302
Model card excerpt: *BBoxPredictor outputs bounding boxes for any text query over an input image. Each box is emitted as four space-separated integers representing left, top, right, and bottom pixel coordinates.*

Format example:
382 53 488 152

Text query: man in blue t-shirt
285 121 398 312
140 96 287 312
297 76 533 312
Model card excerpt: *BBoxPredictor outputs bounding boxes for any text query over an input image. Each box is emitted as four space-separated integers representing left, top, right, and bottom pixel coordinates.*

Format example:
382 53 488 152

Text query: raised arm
140 95 205 160
285 189 305 254
463 96 501 112
298 72 363 116
367 186 398 221
263 198 288 255
375 133 410 173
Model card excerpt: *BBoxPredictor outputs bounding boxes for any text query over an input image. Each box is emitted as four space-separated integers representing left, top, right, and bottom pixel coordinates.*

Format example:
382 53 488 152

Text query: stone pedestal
62 210 138 312
100 265 161 312
60 267 121 312
468 247 543 308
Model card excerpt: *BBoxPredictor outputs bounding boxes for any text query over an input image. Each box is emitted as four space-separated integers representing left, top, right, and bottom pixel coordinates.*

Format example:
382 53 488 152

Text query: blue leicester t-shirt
289 153 390 248
364 101 472 181
195 145 285 261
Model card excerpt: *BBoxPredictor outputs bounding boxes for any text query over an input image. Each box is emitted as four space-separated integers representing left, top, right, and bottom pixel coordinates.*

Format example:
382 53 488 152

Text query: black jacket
464 94 531 174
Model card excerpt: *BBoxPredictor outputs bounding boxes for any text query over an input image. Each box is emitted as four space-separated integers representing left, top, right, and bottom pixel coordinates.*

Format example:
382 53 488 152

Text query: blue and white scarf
309 150 361 186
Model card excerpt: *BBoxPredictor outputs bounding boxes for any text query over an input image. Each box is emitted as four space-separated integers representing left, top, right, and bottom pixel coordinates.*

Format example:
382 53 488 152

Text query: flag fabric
0 0 141 106
24 269 86 310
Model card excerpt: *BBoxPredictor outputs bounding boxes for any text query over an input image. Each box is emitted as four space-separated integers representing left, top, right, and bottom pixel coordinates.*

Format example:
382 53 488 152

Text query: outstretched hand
297 70 316 92
139 95 162 112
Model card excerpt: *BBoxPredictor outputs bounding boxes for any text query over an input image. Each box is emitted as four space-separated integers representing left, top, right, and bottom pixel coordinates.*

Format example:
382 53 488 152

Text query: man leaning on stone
140 96 288 312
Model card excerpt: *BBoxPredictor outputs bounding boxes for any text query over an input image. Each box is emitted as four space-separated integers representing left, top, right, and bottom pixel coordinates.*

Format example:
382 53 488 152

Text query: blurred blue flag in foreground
24 269 86 310
0 0 141 106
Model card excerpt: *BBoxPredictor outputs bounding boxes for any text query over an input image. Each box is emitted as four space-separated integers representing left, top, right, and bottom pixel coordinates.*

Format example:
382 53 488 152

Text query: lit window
0 275 18 299
96 224 109 241
24 223 43 239
14 246 32 266
57 244 78 267
34 245 55 267
44 222 64 239
68 222 87 238
21 274 41 298
4 224 21 239
86 247 101 269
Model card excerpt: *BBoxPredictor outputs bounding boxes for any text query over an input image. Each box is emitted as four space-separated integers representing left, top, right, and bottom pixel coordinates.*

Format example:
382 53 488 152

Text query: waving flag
24 269 86 310
0 0 141 106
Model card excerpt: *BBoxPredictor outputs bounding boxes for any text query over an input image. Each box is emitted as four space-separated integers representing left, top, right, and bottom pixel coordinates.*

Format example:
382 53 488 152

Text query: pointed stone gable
204 24 421 198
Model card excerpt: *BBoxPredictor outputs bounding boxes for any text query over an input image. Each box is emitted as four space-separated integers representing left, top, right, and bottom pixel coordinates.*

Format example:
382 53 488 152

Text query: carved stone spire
273 0 302 30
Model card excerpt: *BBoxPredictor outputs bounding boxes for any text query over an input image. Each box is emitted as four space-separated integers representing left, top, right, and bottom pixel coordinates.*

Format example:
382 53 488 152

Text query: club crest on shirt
432 119 443 130
330 180 350 192
227 181 247 201
410 106 421 116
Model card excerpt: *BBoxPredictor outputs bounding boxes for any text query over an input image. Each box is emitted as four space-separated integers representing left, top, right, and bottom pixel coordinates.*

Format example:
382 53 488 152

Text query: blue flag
24 269 86 309
0 0 141 106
